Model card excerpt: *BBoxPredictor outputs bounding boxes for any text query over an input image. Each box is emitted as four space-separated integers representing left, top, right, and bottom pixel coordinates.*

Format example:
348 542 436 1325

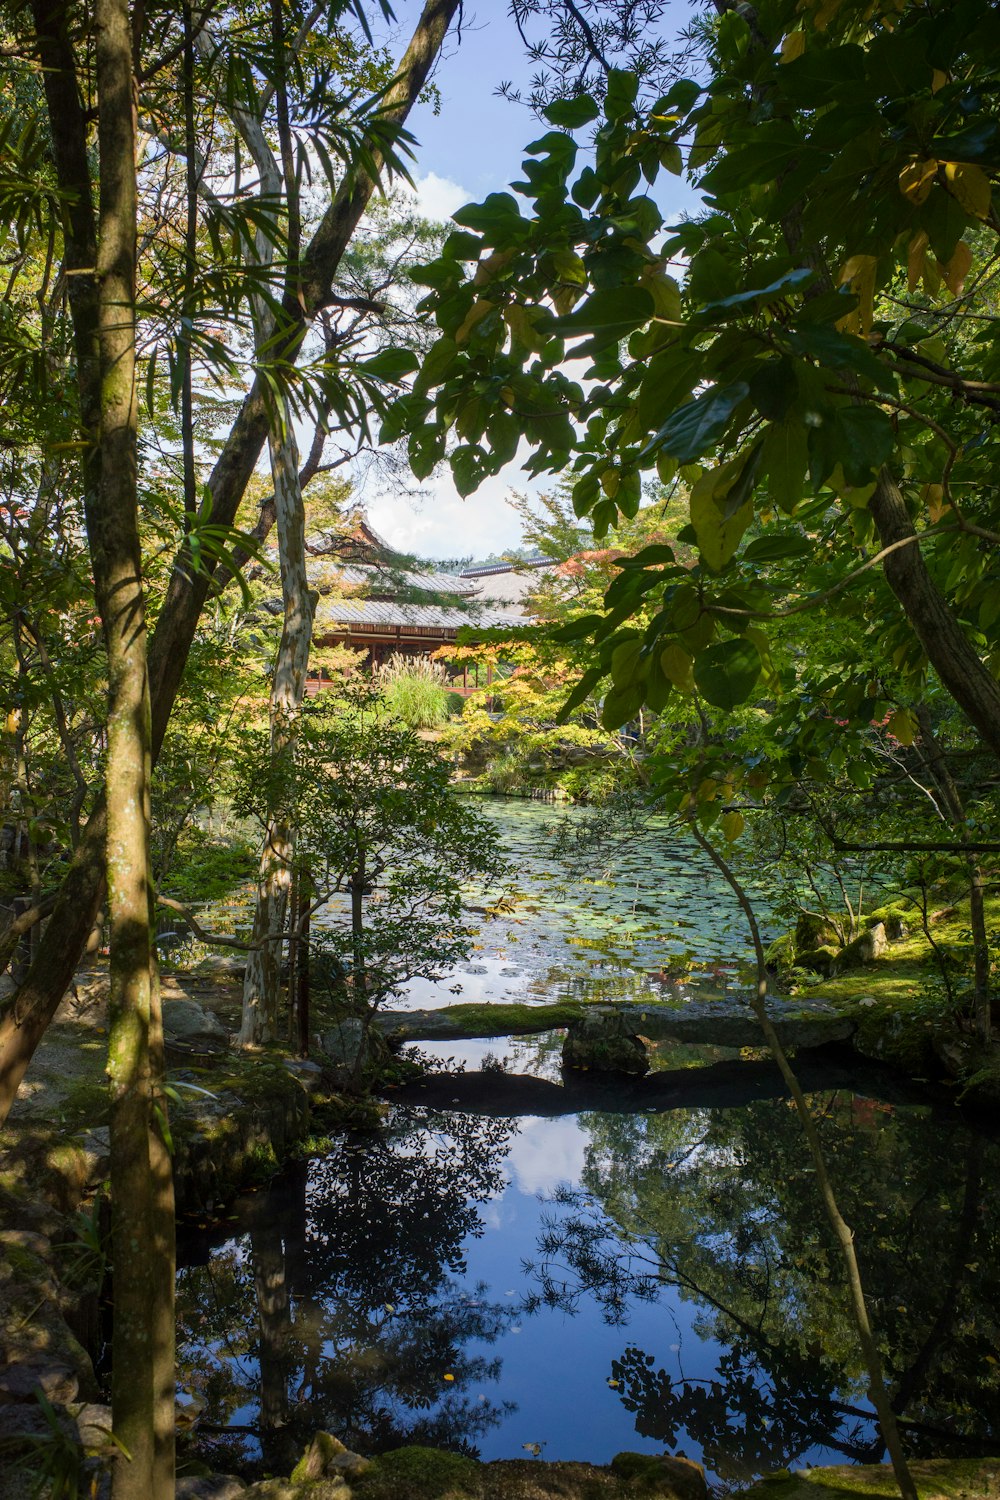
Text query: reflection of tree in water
524 1096 1000 1485
176 1108 518 1473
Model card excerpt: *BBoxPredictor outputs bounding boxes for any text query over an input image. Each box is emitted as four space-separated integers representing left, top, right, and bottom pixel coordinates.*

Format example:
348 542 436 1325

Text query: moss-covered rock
796 946 839 977
794 914 840 952
357 1445 480 1499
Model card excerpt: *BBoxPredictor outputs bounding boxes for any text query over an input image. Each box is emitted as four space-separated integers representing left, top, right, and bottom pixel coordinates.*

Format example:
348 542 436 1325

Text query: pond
176 1077 1000 1487
315 795 779 1011
175 796 1000 1488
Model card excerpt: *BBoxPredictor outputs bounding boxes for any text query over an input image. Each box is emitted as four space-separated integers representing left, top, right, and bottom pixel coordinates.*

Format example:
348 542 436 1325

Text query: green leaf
601 680 645 728
543 95 600 129
693 636 762 710
605 69 640 121
761 420 809 513
637 350 703 433
551 286 655 342
450 444 489 496
453 193 528 243
611 637 644 689
743 531 812 562
556 665 604 722
361 347 419 382
643 381 749 464
702 267 813 313
617 543 677 570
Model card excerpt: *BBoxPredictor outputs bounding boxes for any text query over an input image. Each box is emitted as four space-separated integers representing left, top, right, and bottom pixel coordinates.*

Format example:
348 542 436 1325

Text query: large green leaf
644 382 749 464
543 95 600 129
693 637 762 710
761 420 809 514
551 286 655 341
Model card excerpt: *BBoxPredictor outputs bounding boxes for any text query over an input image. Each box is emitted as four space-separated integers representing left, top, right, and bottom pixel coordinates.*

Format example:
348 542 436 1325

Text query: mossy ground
417 1000 584 1037
743 1457 1000 1500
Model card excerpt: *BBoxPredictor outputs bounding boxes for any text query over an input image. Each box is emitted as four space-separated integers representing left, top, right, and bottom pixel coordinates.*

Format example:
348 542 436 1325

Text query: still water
176 798 999 1485
316 795 777 1011
176 1077 1000 1487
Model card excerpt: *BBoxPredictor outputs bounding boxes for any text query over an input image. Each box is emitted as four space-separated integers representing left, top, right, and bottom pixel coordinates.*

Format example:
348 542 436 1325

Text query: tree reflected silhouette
525 1096 1000 1485
176 1107 518 1471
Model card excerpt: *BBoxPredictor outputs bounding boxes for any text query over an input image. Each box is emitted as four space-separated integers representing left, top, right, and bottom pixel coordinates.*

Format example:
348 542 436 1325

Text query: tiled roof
315 596 522 634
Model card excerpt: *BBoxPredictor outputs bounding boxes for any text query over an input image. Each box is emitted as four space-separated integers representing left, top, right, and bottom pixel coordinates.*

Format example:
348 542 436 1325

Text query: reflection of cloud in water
507 1116 587 1196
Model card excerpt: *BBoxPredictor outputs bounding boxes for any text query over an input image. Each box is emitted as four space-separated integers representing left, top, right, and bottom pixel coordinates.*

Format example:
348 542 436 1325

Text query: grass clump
359 1446 480 1500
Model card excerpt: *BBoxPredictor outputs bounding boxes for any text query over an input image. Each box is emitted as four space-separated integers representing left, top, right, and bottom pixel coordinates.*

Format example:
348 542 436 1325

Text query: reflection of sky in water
315 797 776 1012
177 1100 893 1485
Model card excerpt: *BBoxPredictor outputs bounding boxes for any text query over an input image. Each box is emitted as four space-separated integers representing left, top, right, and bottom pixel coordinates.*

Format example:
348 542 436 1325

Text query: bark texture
93 0 175 1493
870 471 1000 761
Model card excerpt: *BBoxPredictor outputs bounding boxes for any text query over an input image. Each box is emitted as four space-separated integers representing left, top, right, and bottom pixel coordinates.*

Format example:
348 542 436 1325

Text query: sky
359 0 704 562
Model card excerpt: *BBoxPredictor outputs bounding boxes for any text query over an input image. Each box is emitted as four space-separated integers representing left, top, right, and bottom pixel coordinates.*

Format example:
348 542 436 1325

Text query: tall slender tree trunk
0 0 462 1123
238 423 317 1045
93 3 174 1492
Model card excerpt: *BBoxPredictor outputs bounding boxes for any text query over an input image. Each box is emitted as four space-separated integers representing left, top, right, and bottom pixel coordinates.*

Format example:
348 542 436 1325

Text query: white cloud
411 172 470 225
507 1116 588 1197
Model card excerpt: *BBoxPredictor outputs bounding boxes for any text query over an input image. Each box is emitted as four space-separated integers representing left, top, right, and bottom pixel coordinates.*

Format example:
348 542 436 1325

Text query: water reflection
177 1090 1000 1486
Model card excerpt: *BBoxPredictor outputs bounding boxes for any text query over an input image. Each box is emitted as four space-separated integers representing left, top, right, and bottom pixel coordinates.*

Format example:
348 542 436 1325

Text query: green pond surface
316 795 777 1011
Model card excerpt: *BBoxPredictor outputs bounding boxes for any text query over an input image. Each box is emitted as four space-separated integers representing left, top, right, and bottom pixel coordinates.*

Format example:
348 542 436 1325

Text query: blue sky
364 1 704 561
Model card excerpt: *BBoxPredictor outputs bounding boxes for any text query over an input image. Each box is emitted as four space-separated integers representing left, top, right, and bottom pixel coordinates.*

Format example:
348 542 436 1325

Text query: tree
387 0 1000 770
0 0 463 1125
233 686 509 1053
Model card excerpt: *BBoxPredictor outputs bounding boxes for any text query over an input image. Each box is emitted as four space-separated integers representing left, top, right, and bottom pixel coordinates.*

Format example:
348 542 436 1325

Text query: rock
163 999 229 1043
0 1360 79 1404
740 1456 1000 1499
71 1403 117 1453
176 1475 248 1499
611 1452 707 1500
317 1017 372 1078
0 1232 52 1260
884 913 907 941
562 1011 652 1076
832 922 888 972
794 914 839 952
241 1481 351 1500
292 1431 373 1483
282 1059 325 1094
795 946 839 977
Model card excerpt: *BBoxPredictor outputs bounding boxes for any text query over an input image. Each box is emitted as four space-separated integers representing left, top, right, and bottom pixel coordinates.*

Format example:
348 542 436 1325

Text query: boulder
163 999 229 1044
176 1476 248 1500
562 1011 652 1076
795 946 838 977
832 922 888 973
241 1481 351 1500
293 1432 371 1483
794 914 840 952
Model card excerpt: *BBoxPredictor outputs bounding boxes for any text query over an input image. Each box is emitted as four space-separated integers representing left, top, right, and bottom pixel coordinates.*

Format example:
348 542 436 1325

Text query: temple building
304 520 552 695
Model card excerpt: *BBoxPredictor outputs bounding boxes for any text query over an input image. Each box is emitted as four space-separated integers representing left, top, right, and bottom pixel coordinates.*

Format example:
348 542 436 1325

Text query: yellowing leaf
781 30 806 62
898 157 938 205
721 810 745 843
454 299 493 345
689 460 755 571
443 1372 455 1382
907 229 928 294
920 482 949 523
837 254 877 336
942 161 992 219
940 239 972 296
660 643 695 695
887 709 917 746
552 248 587 286
931 68 948 93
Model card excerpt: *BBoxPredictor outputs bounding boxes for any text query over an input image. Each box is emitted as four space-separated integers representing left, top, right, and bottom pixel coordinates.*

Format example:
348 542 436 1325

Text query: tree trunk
869 472 1000 762
93 1 175 1494
238 412 317 1045
0 0 461 1124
